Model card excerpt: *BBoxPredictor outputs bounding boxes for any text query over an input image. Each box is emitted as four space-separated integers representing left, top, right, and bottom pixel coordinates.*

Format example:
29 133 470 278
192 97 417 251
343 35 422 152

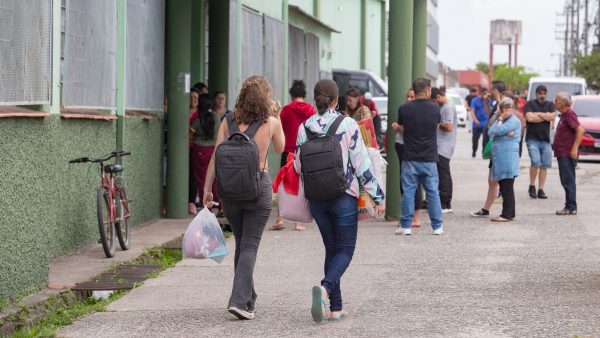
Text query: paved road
60 128 600 337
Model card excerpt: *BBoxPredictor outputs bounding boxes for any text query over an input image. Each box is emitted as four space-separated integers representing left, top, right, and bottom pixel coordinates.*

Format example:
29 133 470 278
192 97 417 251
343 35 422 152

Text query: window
368 80 386 97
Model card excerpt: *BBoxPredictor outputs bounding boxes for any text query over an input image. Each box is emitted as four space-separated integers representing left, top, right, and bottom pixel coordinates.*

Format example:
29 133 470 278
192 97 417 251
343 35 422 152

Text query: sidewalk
48 218 190 289
58 129 600 337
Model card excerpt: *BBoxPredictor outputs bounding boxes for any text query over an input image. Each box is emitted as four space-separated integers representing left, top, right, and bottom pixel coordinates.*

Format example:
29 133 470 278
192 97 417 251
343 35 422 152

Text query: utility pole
565 3 570 75
584 0 589 55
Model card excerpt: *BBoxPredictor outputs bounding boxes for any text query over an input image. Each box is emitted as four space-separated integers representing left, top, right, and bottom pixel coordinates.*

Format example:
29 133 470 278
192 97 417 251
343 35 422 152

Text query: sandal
491 216 513 222
293 223 306 231
269 223 285 230
327 310 348 321
311 286 329 323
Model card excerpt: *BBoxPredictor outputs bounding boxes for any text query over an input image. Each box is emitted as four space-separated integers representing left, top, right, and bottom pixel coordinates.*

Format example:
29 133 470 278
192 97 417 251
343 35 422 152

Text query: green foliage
130 247 182 269
9 291 127 338
475 62 538 93
573 52 600 90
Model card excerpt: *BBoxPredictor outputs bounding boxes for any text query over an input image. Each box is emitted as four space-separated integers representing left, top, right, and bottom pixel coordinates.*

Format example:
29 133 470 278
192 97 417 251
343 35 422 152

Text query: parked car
446 92 468 127
332 68 388 111
528 77 587 101
570 95 600 156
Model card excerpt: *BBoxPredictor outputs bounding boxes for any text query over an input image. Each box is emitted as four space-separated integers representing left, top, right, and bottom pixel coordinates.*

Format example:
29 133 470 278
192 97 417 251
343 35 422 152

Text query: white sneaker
441 208 453 214
433 227 444 235
395 228 412 235
228 306 255 320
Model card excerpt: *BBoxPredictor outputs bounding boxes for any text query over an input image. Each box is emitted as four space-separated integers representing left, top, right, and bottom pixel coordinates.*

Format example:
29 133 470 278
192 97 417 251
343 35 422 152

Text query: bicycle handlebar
69 151 131 164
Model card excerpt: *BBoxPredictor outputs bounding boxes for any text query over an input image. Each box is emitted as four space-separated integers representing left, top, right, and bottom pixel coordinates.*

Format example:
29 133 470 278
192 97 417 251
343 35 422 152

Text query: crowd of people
182 74 585 324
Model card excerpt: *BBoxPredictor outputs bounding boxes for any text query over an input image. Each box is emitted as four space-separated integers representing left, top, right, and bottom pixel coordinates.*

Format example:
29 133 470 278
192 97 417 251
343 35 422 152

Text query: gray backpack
215 114 263 201
300 115 348 201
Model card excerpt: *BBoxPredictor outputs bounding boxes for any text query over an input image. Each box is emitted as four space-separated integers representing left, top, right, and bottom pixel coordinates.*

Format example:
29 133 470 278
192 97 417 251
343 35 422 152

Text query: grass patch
130 247 182 269
8 291 127 338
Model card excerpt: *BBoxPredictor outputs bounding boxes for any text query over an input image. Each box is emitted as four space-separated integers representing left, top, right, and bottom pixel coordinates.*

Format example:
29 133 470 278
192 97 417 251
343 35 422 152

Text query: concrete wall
321 0 362 70
365 0 383 77
0 115 162 297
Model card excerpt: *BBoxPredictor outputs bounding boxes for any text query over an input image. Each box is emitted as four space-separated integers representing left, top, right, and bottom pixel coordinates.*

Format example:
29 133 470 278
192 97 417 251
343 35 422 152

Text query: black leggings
498 178 515 219
188 149 198 204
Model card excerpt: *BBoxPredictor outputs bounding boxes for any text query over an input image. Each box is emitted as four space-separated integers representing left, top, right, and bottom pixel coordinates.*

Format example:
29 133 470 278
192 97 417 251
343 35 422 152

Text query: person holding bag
488 97 521 222
203 75 285 320
294 79 385 322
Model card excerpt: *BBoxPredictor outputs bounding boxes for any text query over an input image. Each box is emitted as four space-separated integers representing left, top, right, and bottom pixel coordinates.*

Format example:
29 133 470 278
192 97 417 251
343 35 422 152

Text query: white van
527 77 587 101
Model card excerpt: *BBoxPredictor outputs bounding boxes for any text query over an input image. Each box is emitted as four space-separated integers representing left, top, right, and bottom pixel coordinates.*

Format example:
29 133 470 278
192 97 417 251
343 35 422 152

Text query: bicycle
69 151 132 258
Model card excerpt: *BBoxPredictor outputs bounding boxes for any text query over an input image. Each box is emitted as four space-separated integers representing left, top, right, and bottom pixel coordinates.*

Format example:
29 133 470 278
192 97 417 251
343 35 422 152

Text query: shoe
441 208 453 214
311 286 329 323
395 227 412 235
472 152 476 158
537 189 548 199
556 208 577 215
528 185 537 198
228 306 255 320
470 209 490 217
433 227 444 235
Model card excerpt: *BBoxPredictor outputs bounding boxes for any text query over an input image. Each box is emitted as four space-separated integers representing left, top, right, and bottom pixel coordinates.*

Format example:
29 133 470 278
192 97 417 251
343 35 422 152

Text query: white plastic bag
278 181 312 223
182 207 228 263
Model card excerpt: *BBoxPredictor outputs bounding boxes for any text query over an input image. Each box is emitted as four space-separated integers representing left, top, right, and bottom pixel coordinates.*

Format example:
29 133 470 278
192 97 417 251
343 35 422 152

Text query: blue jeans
526 140 552 168
401 161 443 230
309 193 358 312
557 157 577 211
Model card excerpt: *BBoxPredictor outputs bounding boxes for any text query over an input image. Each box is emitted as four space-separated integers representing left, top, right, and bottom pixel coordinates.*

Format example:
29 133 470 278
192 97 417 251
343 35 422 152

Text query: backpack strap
326 115 346 136
226 113 239 136
243 120 262 139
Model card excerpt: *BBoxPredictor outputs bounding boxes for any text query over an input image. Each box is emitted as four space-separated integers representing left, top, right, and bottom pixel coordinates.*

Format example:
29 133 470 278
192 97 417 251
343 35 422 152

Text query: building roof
457 70 490 88
288 5 341 33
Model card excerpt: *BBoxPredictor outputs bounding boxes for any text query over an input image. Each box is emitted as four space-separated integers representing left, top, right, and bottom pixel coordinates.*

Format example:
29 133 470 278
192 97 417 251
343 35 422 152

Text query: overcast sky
437 0 589 76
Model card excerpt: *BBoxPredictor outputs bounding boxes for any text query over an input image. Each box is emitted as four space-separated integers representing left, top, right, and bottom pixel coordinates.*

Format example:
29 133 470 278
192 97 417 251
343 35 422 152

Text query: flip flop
327 311 348 321
311 286 329 323
491 216 512 222
269 223 285 230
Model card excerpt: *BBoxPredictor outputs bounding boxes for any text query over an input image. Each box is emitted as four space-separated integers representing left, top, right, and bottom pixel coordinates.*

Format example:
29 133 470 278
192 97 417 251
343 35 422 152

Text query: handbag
278 180 313 223
483 138 493 159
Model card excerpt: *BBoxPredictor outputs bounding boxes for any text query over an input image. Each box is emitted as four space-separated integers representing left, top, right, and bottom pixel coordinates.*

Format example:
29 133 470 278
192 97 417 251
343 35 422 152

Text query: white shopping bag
182 207 228 263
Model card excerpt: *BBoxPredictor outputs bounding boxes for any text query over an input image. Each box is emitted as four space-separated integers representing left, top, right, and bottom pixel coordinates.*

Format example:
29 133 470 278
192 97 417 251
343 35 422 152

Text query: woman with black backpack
203 75 285 320
294 79 386 322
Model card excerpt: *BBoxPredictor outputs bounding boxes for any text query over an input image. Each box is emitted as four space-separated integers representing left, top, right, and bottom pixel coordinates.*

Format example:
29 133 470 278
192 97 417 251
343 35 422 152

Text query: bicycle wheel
97 187 116 258
115 184 131 250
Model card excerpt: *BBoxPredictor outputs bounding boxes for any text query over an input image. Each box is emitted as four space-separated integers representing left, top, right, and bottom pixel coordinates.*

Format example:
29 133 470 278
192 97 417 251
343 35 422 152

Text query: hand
571 148 578 160
473 118 480 126
507 131 515 137
203 191 214 208
391 122 400 132
375 203 386 218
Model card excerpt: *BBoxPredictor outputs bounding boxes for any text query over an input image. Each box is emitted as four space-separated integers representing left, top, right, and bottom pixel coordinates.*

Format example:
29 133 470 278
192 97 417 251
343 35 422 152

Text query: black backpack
215 114 263 201
300 115 348 202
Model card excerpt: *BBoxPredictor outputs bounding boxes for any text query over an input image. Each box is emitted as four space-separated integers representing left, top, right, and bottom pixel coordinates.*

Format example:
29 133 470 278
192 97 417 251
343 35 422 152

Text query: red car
571 95 600 155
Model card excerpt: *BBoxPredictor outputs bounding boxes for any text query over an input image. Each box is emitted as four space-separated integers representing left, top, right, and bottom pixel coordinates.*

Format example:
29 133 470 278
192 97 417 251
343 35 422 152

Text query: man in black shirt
525 85 556 199
391 78 444 236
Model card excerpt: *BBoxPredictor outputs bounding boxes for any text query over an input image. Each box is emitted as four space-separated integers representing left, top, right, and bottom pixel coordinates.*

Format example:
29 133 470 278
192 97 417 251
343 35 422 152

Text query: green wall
365 0 383 76
321 0 361 70
288 0 313 14
288 11 333 73
0 115 162 298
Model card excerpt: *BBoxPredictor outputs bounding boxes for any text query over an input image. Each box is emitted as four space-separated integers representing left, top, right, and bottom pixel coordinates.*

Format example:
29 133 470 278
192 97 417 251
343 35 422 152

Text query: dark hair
535 85 548 94
480 87 489 94
346 87 361 98
492 80 506 93
193 82 208 92
314 79 339 113
198 93 215 139
469 87 477 93
212 90 225 99
412 78 431 95
190 87 201 95
233 75 273 125
431 87 442 100
289 80 307 99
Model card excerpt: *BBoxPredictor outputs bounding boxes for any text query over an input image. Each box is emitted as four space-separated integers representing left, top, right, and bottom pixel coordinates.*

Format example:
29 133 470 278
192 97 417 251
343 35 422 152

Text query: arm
202 119 229 206
571 125 585 159
346 121 385 205
440 123 453 132
488 116 519 138
293 123 308 174
269 116 285 154
439 106 454 132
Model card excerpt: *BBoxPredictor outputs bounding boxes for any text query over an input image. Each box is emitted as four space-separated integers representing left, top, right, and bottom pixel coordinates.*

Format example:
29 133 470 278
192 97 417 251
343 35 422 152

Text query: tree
475 62 538 93
572 52 600 90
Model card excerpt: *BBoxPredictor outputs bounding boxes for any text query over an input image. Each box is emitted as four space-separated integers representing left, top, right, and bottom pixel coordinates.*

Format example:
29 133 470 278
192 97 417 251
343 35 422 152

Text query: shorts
526 140 552 168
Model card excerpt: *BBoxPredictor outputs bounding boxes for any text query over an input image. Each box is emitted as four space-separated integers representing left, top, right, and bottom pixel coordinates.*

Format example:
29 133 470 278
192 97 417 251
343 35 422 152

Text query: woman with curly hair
203 75 285 320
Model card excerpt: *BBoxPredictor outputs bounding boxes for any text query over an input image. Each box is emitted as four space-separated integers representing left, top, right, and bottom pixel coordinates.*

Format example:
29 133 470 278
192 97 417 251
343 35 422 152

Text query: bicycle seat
104 164 123 173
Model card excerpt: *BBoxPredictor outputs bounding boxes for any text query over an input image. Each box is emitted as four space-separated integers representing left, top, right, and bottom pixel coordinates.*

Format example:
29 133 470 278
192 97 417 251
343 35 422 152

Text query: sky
437 0 586 76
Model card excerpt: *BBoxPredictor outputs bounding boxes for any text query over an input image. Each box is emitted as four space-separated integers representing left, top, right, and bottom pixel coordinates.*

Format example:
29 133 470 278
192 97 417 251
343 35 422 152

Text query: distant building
458 70 491 92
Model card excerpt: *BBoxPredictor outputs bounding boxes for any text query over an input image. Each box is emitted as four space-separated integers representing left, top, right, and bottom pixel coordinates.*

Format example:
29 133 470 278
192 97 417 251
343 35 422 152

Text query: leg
222 201 244 272
529 167 539 186
498 179 515 219
437 156 451 209
394 143 404 195
558 158 577 211
421 163 443 230
483 168 499 211
373 115 383 149
472 128 482 156
401 162 418 228
539 168 548 190
228 177 272 311
321 194 358 312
